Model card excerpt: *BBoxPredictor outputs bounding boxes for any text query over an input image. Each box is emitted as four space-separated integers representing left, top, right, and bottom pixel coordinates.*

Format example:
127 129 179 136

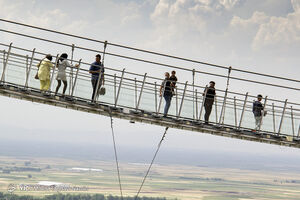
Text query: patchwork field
0 156 300 200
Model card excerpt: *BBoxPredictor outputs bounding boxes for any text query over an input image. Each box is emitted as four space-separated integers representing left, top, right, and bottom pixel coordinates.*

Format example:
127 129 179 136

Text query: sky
0 0 300 161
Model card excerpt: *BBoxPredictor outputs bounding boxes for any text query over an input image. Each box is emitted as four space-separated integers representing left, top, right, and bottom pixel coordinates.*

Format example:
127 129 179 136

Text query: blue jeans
163 94 172 116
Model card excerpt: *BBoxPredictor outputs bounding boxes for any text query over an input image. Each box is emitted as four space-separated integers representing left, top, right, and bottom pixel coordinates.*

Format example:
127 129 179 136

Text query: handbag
99 87 106 95
34 72 39 80
35 60 43 80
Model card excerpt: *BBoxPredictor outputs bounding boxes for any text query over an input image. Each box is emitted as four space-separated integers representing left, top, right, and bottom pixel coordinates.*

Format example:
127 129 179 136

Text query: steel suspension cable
0 30 299 92
135 127 169 200
1 18 299 84
109 112 124 200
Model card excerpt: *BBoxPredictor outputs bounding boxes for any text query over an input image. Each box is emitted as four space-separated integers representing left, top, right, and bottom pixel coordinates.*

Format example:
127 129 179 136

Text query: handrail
1 44 300 108
0 29 299 92
1 18 299 84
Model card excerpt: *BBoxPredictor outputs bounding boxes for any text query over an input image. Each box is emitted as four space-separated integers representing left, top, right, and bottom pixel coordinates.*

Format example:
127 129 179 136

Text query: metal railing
0 43 299 140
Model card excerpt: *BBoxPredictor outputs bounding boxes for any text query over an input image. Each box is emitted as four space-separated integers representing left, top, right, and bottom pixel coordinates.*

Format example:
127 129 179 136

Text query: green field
0 156 300 200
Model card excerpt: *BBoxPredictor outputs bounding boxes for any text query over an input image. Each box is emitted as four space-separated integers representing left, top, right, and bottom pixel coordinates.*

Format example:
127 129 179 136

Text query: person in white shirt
55 53 78 96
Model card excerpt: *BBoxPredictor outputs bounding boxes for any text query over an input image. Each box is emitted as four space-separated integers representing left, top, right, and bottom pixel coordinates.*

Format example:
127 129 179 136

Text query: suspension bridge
0 18 300 199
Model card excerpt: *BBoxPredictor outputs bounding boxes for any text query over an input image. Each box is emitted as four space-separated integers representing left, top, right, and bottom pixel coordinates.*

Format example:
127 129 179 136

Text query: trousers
40 79 50 91
255 116 262 130
163 94 172 116
204 98 214 123
91 78 102 101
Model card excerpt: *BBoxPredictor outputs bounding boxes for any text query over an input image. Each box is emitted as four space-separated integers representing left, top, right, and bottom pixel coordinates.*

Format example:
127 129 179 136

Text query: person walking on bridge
253 94 266 130
203 81 216 124
55 53 79 97
160 72 173 117
89 54 105 102
38 54 54 93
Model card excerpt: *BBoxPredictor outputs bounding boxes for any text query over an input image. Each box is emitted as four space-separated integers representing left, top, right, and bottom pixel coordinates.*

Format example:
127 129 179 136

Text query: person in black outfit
160 72 172 117
253 94 265 130
169 70 177 94
203 81 216 124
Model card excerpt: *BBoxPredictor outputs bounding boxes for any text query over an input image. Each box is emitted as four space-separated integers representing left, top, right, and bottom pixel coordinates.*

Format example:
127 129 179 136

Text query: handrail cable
0 29 299 92
134 127 169 200
1 18 299 84
1 46 300 108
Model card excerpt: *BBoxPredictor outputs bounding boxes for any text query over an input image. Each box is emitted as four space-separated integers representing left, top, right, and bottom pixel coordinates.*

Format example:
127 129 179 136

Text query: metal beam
70 59 81 98
234 96 237 128
154 82 158 113
272 103 276 133
178 81 188 119
291 106 295 137
157 81 165 115
25 48 35 88
238 92 248 129
136 73 147 110
278 99 288 135
215 96 218 124
49 54 59 93
69 44 75 95
114 68 125 107
134 78 137 108
198 85 207 121
0 43 12 82
192 69 195 120
195 89 198 120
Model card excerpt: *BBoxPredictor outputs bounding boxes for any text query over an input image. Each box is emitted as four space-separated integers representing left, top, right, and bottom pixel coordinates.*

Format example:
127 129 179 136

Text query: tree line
0 192 174 200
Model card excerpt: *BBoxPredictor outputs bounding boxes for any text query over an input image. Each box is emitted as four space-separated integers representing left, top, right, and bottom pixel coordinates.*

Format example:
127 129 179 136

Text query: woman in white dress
55 53 78 96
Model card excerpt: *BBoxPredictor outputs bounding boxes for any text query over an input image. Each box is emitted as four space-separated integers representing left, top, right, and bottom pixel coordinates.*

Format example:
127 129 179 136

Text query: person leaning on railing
252 94 267 131
160 72 173 117
203 81 216 124
54 53 79 97
37 54 54 94
170 70 177 95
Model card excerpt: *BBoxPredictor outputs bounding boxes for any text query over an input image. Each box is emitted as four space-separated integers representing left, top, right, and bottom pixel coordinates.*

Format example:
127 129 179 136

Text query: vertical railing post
154 82 158 113
278 99 288 135
70 59 81 98
114 74 117 103
219 89 227 124
234 96 237 127
258 96 268 132
195 89 198 120
215 96 218 124
157 81 165 115
114 68 125 107
297 124 300 138
49 54 59 93
2 50 5 66
134 78 137 108
175 87 178 117
291 106 295 137
2 50 5 67
25 55 29 79
136 73 147 110
219 66 232 124
69 44 75 95
177 81 188 119
198 86 207 121
25 49 36 88
192 69 195 120
238 92 248 130
1 43 12 83
272 103 276 133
